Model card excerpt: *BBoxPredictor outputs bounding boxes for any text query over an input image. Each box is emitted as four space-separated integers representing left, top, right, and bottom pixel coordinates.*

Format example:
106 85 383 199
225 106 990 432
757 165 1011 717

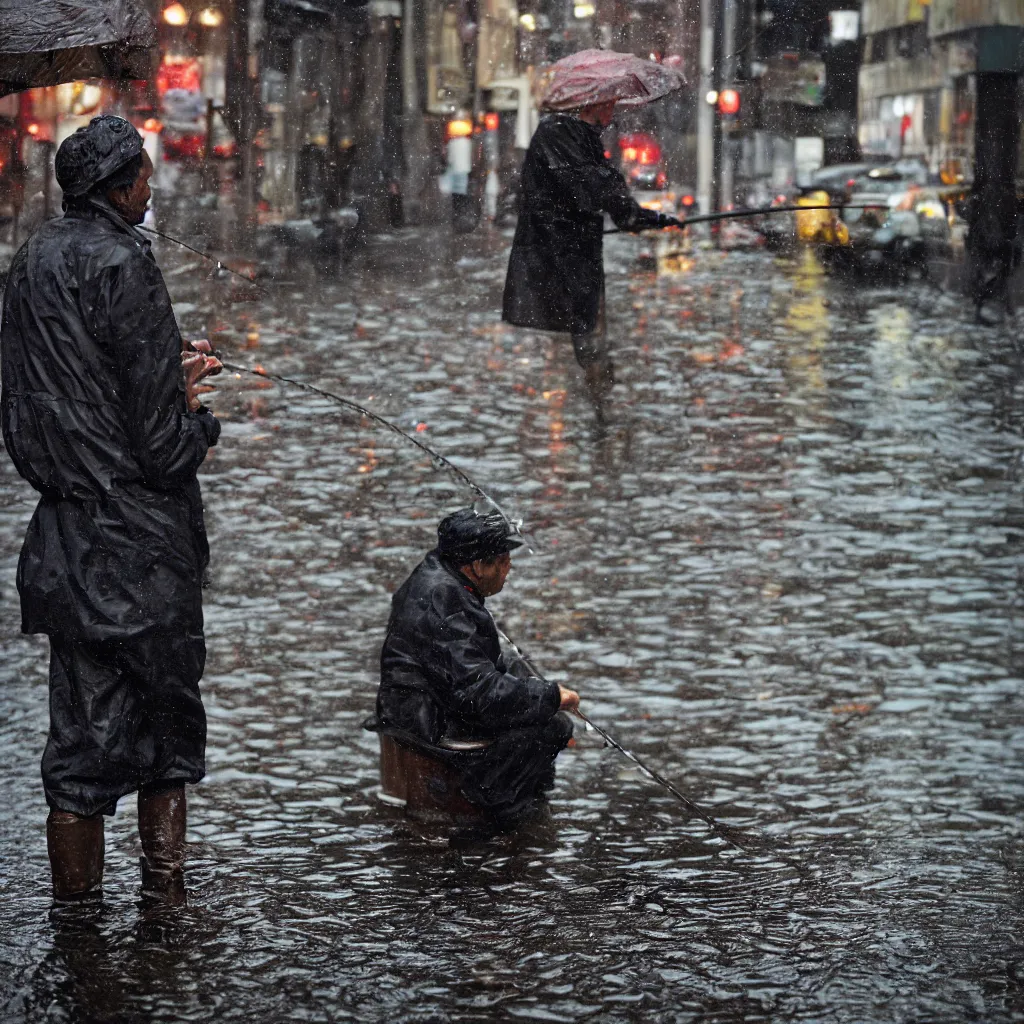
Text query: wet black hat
55 115 144 198
437 508 523 565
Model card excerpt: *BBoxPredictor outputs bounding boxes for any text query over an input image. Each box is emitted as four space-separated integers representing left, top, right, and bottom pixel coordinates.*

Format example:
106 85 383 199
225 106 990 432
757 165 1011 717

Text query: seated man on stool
377 508 579 827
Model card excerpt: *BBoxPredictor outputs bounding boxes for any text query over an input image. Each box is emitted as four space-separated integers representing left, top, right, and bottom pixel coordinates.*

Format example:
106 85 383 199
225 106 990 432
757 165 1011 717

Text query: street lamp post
696 0 715 217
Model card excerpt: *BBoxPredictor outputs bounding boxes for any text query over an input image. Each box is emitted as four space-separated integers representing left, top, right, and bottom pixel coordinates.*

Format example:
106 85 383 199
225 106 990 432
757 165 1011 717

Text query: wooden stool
377 733 490 825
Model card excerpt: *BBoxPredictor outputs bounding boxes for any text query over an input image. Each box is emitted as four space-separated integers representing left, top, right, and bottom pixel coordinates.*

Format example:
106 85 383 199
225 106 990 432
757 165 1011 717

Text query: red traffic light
717 88 740 116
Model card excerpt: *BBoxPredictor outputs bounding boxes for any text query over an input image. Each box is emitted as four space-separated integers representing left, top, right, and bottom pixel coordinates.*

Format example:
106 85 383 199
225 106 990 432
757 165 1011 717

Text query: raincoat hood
55 114 144 198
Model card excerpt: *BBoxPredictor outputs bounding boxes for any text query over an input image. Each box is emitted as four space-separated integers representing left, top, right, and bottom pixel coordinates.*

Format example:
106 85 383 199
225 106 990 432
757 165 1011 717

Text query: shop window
896 23 928 59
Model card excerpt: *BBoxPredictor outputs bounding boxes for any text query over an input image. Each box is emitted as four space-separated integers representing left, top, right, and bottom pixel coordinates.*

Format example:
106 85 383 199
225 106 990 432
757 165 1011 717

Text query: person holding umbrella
502 50 684 401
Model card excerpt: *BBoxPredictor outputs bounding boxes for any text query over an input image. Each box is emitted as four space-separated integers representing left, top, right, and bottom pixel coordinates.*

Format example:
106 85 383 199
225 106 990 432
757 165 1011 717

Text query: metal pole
401 0 418 117
695 0 715 216
719 0 736 211
710 0 724 216
400 0 429 221
237 0 259 246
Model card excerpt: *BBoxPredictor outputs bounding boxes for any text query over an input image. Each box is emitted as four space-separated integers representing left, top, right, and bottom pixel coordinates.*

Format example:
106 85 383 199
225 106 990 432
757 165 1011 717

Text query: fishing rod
143 205 865 265
139 224 267 291
494 627 768 854
606 202 879 234
141 225 519 527
572 708 765 852
220 360 520 533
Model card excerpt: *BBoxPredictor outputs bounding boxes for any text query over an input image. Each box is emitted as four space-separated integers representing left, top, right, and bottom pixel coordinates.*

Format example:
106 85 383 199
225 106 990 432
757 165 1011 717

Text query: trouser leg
571 300 614 400
47 810 104 900
459 713 574 826
138 784 187 903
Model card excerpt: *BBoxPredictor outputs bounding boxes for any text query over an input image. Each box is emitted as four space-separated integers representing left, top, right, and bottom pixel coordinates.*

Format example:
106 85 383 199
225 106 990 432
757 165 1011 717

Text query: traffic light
717 88 741 117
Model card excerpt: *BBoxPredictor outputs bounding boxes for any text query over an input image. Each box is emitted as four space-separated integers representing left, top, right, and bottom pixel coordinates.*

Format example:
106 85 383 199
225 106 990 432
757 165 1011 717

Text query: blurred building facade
0 0 705 241
858 0 1024 184
722 0 862 203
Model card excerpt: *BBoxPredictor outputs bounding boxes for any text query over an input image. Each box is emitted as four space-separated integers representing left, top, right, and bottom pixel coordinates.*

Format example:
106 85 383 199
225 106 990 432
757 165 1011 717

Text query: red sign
157 57 202 96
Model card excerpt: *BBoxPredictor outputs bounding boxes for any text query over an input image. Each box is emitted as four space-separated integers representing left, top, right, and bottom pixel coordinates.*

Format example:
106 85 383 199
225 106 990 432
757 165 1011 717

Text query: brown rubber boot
138 785 187 904
47 810 104 900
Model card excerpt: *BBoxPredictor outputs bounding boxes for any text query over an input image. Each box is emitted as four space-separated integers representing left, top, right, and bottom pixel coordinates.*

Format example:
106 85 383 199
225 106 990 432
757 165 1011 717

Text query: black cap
437 508 523 565
55 115 144 198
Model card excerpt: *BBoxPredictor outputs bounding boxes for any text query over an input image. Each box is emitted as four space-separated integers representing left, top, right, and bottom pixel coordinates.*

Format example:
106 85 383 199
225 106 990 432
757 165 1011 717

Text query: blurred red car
618 132 667 192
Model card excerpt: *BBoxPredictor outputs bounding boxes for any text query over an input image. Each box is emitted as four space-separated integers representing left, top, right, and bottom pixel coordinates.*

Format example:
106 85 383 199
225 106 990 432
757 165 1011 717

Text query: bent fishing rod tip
139 225 262 287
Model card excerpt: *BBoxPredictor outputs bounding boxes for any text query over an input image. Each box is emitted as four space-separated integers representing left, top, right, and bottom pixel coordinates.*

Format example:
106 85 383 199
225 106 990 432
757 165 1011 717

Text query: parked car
805 158 890 203
618 132 668 192
842 188 956 280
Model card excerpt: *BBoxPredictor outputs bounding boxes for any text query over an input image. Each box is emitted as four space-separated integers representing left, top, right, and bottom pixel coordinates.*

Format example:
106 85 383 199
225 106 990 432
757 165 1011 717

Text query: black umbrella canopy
0 0 156 98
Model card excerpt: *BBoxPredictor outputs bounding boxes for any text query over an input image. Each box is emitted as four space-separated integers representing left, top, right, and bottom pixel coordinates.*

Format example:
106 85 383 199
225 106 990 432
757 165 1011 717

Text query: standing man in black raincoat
377 509 579 827
1 115 222 901
502 100 677 400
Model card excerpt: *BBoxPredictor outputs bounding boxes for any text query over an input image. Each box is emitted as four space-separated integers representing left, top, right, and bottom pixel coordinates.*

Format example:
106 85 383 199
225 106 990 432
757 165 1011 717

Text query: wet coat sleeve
103 249 220 489
540 122 668 232
433 607 561 733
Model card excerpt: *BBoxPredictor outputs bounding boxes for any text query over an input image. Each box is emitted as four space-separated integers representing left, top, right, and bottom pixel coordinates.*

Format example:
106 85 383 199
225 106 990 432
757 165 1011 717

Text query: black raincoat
377 550 571 819
1 197 219 815
502 112 668 336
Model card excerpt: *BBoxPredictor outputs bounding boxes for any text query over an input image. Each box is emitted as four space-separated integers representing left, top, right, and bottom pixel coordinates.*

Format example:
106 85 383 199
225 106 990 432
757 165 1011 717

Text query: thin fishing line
141 227 521 528
495 627 822 878
493 626 765 854
572 707 759 851
220 360 520 534
139 225 267 291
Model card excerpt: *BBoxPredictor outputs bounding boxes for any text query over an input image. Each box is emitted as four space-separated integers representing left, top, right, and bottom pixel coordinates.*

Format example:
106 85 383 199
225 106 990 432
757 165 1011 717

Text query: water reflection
1 230 1022 1022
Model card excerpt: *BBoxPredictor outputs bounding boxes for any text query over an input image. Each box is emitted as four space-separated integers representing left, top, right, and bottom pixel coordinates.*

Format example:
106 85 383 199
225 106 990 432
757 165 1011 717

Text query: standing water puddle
1 231 1022 1022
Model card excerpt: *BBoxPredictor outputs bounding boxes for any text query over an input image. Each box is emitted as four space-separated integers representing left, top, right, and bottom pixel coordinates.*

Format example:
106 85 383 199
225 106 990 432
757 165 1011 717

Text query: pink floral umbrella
539 49 686 112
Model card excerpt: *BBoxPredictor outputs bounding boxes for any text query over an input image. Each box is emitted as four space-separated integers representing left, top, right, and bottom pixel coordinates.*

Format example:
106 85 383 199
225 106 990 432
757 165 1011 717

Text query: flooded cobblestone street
2 228 1023 1022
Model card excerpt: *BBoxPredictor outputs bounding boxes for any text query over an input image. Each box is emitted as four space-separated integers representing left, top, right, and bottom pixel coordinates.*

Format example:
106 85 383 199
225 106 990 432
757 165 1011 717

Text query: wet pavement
2 226 1023 1022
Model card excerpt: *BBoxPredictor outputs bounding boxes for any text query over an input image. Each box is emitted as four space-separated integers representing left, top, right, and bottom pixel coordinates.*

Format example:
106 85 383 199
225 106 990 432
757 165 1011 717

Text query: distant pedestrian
1 115 222 902
502 100 677 401
963 180 1019 323
376 509 579 828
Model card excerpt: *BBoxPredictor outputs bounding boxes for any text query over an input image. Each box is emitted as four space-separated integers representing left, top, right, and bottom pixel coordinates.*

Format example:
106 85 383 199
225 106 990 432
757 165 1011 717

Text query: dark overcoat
2 197 220 814
1 198 220 644
502 112 665 336
377 550 570 819
378 550 560 742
